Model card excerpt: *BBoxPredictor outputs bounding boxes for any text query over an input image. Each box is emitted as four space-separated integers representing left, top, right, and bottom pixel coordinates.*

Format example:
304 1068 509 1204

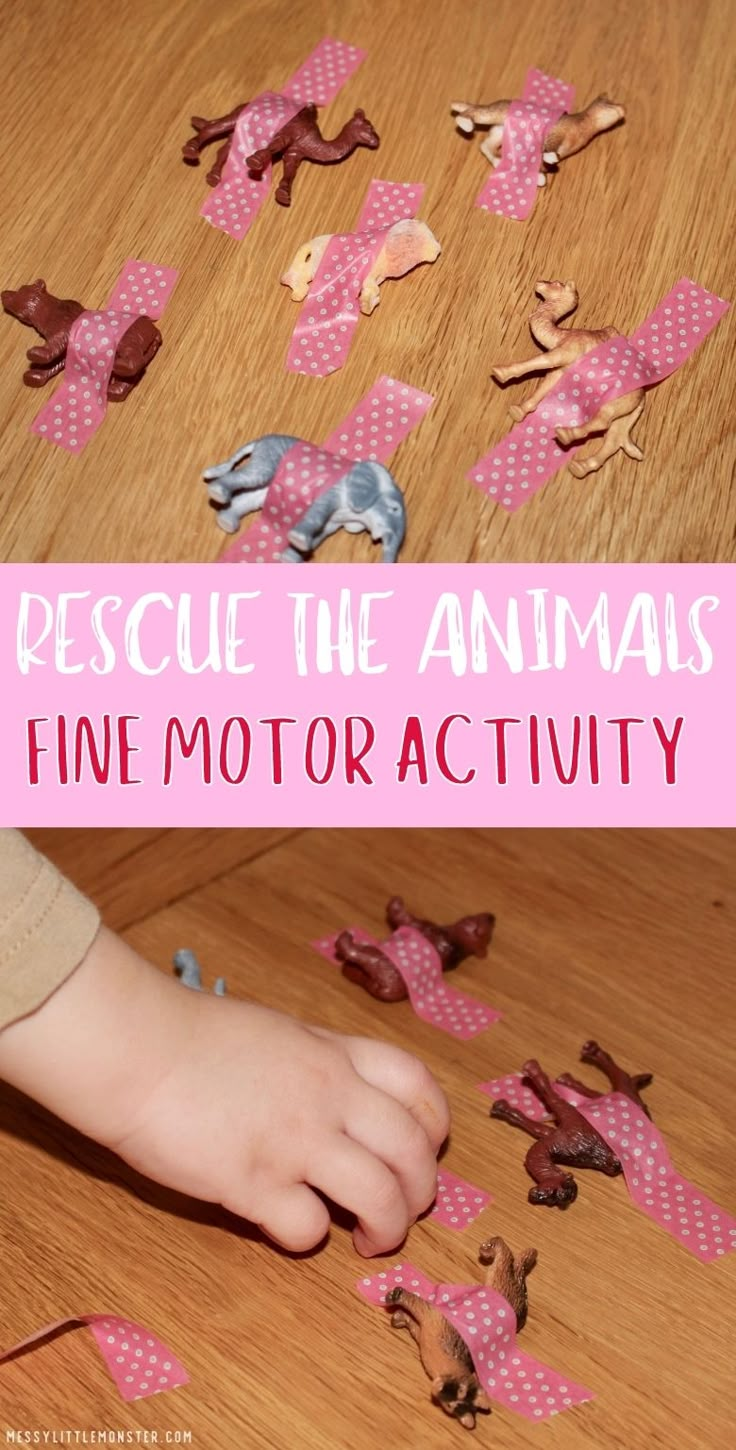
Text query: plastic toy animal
385 898 495 971
557 1039 654 1120
281 218 441 314
172 948 226 996
490 1058 626 1207
203 436 406 562
182 103 379 206
450 93 625 187
386 1236 537 1430
490 279 646 478
1 279 161 397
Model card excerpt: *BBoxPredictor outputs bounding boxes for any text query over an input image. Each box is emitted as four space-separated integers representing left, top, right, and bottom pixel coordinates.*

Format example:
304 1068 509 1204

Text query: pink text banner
1 565 733 827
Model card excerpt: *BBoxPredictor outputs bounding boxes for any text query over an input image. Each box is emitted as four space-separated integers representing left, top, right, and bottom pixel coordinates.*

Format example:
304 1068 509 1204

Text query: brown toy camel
557 1039 654 1120
490 279 645 478
385 898 495 971
450 94 625 187
182 103 379 205
491 1051 654 1208
1 280 161 397
386 1236 537 1430
335 902 494 1002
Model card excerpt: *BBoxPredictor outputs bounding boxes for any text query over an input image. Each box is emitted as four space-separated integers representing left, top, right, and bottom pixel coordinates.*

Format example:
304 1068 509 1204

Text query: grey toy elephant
173 948 226 996
203 434 407 562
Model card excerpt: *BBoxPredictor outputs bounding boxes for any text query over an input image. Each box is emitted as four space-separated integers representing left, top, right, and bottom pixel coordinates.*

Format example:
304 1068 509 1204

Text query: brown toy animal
490 279 645 478
335 901 494 1002
490 1058 625 1208
385 898 495 971
450 94 625 186
386 1236 537 1430
1 280 161 397
182 103 380 205
557 1039 654 1120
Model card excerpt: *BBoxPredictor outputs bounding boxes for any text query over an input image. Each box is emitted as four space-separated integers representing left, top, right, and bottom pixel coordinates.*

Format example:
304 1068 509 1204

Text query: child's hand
0 929 450 1256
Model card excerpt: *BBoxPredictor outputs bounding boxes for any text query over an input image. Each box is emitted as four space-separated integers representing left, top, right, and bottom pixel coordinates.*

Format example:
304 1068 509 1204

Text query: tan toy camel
490 279 645 478
450 94 625 186
281 218 441 315
386 1236 537 1430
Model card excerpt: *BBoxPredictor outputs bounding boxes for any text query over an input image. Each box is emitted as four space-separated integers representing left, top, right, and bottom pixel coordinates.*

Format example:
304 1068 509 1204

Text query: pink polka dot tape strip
470 277 730 510
0 1314 188 1402
30 260 178 455
357 1266 594 1420
430 1168 492 1230
312 925 500 1039
579 1093 736 1263
287 181 426 375
201 39 366 238
476 68 574 220
219 374 434 563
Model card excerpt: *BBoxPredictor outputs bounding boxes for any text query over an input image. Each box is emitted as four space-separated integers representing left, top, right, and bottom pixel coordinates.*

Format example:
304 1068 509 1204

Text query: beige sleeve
0 830 100 1030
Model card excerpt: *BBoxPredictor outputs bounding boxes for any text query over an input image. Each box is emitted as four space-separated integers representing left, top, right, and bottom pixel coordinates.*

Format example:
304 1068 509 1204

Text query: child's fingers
333 1034 450 1151
342 1083 438 1222
307 1134 411 1255
252 1184 331 1253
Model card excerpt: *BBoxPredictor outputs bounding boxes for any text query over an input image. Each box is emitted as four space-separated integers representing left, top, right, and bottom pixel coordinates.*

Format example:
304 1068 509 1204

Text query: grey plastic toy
172 948 226 996
203 435 407 561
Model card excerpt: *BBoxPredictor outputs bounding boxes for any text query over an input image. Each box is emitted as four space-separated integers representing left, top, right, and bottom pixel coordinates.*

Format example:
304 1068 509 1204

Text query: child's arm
0 838 450 1256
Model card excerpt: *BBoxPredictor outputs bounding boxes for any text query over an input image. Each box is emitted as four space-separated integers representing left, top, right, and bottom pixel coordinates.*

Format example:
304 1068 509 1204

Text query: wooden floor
0 0 734 564
1 827 733 1447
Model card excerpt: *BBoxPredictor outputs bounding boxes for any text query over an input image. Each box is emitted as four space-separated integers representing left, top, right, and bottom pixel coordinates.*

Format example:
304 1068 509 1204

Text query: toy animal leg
207 138 232 187
489 1099 550 1139
26 337 66 366
359 274 381 315
508 367 563 422
386 1288 433 1335
479 127 504 166
557 392 642 447
106 376 137 400
521 1060 567 1118
182 109 242 162
22 358 67 387
491 344 578 386
215 486 269 530
288 487 337 553
565 398 645 479
275 147 303 207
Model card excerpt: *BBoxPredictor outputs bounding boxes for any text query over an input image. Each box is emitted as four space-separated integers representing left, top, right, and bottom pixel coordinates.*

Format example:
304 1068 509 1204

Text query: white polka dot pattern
219 375 434 563
287 181 425 375
580 1093 736 1262
477 1072 549 1120
469 277 730 511
200 40 366 238
476 69 574 219
311 925 500 1039
30 260 178 455
430 1168 492 1229
0 1313 188 1402
285 37 367 107
357 1266 594 1420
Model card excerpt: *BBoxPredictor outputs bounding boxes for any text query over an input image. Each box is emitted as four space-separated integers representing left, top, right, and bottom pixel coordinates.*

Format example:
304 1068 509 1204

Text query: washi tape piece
201 39 366 238
476 68 574 219
579 1094 736 1262
312 925 499 1039
218 374 434 562
0 1314 188 1402
30 260 179 455
430 1168 492 1229
357 1265 594 1420
287 180 426 375
481 1072 736 1260
469 277 730 510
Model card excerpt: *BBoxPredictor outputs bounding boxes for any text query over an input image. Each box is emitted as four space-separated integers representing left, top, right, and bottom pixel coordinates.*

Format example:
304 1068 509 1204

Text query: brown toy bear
1 280 161 397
